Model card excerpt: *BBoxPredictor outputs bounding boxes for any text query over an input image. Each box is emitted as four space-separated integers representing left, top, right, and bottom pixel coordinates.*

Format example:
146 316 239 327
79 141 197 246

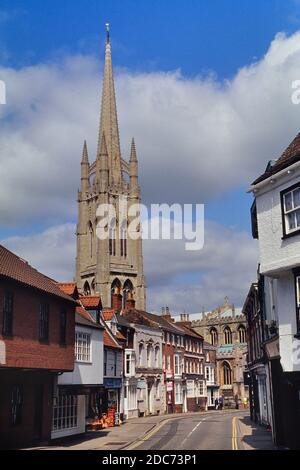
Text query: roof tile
0 244 74 303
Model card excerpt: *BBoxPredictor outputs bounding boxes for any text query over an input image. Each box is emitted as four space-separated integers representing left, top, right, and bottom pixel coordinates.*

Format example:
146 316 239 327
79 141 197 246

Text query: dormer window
281 184 300 237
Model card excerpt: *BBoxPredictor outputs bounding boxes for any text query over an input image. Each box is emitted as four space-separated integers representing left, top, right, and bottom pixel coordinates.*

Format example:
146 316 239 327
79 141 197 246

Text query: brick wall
0 279 75 371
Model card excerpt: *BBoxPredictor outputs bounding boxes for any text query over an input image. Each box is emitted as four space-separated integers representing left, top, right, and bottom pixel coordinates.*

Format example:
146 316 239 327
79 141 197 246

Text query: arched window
147 344 153 367
109 228 116 256
210 327 218 346
120 222 127 258
88 221 93 258
123 279 134 308
111 278 122 307
223 361 232 385
154 346 160 368
238 325 246 344
139 343 144 366
224 326 232 345
91 278 95 295
83 281 91 296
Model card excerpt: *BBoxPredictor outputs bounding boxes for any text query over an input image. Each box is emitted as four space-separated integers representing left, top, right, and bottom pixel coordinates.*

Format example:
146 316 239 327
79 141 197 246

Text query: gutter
247 159 300 193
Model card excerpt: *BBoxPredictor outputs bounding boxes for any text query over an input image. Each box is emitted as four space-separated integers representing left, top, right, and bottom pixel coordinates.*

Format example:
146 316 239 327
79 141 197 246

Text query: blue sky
1 0 300 311
1 0 298 77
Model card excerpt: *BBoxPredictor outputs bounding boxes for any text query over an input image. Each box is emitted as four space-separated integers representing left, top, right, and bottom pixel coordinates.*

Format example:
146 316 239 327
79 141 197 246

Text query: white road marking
179 417 207 449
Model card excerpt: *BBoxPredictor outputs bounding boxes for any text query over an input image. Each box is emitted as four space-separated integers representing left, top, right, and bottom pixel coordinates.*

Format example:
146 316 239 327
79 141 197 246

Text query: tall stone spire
129 138 139 196
97 23 122 186
80 140 90 192
97 131 109 193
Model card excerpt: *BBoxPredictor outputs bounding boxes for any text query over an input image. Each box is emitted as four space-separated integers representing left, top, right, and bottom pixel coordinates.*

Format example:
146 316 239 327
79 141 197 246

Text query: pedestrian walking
214 398 219 410
218 395 224 410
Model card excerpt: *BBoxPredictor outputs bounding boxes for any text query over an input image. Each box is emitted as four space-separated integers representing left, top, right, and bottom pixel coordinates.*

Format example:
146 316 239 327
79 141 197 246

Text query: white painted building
52 311 104 439
249 132 300 449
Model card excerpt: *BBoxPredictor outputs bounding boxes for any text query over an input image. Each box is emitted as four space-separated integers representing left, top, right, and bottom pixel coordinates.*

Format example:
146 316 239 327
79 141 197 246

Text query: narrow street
126 410 274 451
33 410 275 451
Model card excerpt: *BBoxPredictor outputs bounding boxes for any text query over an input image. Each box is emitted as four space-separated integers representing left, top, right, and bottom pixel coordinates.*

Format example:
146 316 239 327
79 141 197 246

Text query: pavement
28 409 276 451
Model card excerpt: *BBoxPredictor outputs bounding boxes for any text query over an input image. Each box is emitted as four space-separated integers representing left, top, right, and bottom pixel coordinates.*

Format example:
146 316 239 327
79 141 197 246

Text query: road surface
127 410 245 450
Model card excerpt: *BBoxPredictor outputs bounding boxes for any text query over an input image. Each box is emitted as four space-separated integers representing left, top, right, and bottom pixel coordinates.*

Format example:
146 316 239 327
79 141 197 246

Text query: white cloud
1 224 76 281
1 220 258 312
1 32 300 225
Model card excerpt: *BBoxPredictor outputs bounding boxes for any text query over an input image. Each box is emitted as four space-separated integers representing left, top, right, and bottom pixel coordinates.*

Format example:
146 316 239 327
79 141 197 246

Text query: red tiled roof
253 132 300 184
116 331 126 341
102 309 115 321
80 296 101 308
58 282 77 297
0 244 75 303
104 329 122 349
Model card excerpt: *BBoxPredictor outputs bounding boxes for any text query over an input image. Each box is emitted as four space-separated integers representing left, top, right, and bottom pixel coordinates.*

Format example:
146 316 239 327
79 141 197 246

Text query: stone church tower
76 26 146 309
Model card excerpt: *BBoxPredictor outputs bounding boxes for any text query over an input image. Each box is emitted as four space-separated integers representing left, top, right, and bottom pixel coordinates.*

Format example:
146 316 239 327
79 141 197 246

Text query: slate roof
0 244 75 303
253 132 300 185
175 322 204 340
75 311 104 330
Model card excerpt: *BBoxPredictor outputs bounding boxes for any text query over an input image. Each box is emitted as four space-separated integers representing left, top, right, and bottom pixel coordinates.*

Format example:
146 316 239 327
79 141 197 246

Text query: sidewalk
235 415 276 450
30 410 233 451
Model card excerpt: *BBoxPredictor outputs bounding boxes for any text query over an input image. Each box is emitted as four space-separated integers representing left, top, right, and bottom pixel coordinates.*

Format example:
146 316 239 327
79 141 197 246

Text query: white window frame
52 395 78 431
75 331 91 362
283 186 300 234
175 383 183 404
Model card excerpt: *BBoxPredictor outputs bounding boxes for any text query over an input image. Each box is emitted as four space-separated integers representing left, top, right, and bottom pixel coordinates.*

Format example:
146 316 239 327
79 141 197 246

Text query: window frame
293 268 300 337
75 331 91 363
3 290 13 337
39 303 49 342
281 183 300 239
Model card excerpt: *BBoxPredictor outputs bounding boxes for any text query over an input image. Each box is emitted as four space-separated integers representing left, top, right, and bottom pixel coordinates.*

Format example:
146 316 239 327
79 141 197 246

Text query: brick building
175 317 206 412
0 245 76 448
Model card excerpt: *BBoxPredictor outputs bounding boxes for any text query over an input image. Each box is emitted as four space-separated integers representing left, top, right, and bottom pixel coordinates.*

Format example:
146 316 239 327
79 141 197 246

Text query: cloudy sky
1 0 300 313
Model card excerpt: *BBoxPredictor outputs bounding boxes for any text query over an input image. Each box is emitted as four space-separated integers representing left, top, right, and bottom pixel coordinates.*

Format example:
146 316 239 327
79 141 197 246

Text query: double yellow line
125 418 171 450
232 416 238 450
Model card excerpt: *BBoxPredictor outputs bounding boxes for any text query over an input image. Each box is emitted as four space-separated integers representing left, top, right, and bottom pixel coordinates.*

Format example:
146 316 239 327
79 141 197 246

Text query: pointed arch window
120 227 127 258
223 361 232 385
210 327 218 346
83 281 91 296
123 279 134 308
111 278 122 308
238 325 246 344
224 326 232 345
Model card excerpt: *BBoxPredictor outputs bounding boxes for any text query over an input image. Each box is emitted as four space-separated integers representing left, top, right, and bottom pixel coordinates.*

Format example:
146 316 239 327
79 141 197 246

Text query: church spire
129 138 139 196
97 24 122 186
97 131 109 192
81 140 90 192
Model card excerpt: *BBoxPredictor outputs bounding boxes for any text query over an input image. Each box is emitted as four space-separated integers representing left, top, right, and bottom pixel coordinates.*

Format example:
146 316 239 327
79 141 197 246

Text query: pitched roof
175 323 204 340
80 296 102 308
0 244 75 303
122 309 161 330
75 312 104 330
102 309 115 321
103 329 122 349
76 306 94 322
116 330 126 341
57 282 78 297
253 132 300 185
